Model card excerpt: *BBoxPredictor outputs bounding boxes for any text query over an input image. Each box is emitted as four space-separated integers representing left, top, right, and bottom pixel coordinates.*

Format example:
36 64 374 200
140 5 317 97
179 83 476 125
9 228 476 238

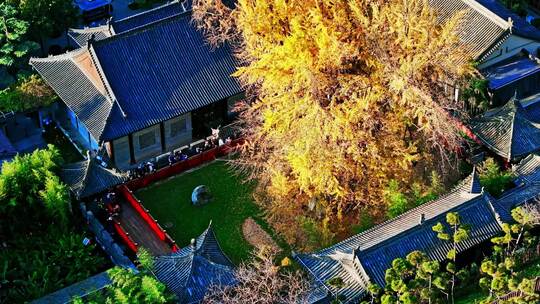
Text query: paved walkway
117 198 171 256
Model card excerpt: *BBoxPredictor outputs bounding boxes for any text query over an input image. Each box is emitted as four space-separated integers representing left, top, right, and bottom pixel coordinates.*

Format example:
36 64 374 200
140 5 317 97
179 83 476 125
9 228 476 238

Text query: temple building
431 0 540 103
469 95 540 162
295 171 505 303
153 223 236 303
481 50 540 105
31 1 243 169
431 0 540 69
496 153 540 221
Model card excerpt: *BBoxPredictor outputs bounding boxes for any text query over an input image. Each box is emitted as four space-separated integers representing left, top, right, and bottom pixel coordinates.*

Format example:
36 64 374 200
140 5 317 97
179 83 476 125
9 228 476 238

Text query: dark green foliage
384 180 409 218
532 18 540 29
74 249 175 304
353 210 376 234
1 228 108 302
299 216 335 249
478 205 540 303
384 172 444 219
501 0 528 17
0 146 109 303
461 77 490 113
43 123 84 163
326 277 345 289
363 251 461 304
0 145 67 231
0 3 39 69
478 158 514 198
9 0 79 41
0 74 57 112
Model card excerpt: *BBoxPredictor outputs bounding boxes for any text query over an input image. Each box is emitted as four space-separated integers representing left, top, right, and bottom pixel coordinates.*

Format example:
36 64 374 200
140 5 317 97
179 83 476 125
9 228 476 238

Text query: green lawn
135 160 275 264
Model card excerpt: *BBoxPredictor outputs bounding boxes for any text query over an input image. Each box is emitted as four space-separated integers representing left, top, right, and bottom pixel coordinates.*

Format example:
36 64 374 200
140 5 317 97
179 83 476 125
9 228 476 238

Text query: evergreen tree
432 212 470 304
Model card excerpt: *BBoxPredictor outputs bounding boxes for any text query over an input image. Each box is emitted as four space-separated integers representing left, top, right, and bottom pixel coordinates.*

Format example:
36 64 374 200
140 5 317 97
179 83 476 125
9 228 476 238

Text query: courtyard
134 160 279 264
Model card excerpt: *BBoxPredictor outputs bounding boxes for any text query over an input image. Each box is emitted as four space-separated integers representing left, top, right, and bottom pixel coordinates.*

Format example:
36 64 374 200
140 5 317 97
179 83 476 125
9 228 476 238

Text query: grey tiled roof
153 223 235 303
31 271 111 304
32 9 242 142
469 96 540 161
476 0 540 41
30 49 113 142
113 0 189 34
495 154 540 222
68 1 189 47
429 0 512 61
296 171 504 303
68 25 113 48
94 13 241 141
60 156 127 199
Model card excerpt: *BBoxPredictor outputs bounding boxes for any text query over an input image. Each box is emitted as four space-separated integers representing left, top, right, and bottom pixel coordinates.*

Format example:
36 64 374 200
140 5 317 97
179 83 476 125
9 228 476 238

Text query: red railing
113 139 243 254
113 221 138 253
127 139 243 191
119 185 178 251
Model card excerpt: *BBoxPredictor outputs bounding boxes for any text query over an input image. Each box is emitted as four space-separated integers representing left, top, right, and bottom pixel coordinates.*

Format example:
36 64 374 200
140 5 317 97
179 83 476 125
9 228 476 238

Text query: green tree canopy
0 3 39 69
13 0 79 41
0 74 57 112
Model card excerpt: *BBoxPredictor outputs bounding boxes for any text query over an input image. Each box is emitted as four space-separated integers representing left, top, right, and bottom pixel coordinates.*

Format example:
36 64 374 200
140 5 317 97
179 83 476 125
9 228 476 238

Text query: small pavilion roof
153 223 235 303
295 171 503 303
469 95 540 161
60 156 127 199
495 153 540 221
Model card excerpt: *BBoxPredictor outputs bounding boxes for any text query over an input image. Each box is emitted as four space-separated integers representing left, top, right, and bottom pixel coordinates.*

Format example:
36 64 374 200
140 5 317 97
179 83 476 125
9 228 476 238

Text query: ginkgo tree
192 0 474 246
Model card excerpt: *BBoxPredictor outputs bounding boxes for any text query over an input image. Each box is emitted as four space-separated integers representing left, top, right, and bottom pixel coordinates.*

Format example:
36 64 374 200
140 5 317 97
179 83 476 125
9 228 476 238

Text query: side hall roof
68 1 190 47
429 0 540 63
481 51 540 90
495 153 540 222
295 171 504 303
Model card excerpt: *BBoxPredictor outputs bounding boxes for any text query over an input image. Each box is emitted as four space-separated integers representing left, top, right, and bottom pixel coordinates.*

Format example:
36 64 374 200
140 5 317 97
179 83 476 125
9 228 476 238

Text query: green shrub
478 158 514 198
0 74 57 112
384 180 409 218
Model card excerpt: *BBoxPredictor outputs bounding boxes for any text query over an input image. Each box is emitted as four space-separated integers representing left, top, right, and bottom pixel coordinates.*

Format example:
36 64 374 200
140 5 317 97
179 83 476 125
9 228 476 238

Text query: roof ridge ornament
508 17 513 33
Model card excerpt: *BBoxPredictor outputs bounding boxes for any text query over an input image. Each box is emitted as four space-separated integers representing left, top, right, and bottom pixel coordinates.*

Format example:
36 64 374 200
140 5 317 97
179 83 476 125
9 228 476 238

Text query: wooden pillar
160 122 166 152
128 133 135 164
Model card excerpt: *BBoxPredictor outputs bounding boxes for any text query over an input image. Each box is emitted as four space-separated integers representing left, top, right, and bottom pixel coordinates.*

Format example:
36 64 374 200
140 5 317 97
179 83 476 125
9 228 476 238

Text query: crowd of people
126 126 238 180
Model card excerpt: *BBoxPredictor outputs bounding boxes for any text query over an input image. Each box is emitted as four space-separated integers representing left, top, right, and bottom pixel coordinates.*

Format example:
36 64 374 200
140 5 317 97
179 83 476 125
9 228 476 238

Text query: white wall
112 136 131 169
480 35 540 69
132 124 162 162
163 113 192 151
